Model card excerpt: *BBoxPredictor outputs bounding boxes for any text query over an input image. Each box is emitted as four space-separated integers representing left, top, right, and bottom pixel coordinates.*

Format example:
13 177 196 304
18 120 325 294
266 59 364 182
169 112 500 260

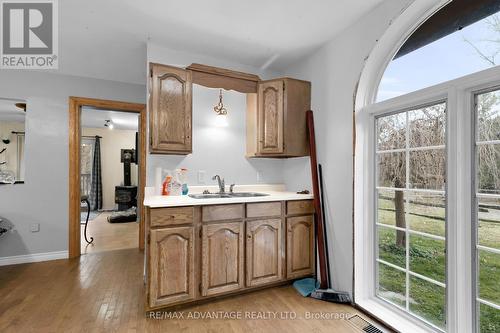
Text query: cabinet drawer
202 204 244 222
287 200 314 215
246 202 282 218
150 207 194 227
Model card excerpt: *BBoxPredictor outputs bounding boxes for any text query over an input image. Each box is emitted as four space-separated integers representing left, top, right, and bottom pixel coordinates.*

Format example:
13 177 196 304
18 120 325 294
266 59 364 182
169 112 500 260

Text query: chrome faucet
212 175 225 193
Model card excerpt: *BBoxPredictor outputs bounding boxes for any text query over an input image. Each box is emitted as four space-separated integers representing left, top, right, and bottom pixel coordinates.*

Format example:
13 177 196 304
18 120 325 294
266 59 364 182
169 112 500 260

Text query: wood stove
114 148 137 211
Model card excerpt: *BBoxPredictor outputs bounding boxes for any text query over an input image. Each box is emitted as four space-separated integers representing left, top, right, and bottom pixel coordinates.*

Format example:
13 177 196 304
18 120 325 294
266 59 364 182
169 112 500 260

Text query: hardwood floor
0 249 382 333
81 212 138 254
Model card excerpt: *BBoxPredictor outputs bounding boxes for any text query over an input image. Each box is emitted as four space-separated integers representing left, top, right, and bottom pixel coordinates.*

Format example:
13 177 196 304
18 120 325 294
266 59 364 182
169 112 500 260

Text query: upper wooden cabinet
149 63 192 154
247 78 311 158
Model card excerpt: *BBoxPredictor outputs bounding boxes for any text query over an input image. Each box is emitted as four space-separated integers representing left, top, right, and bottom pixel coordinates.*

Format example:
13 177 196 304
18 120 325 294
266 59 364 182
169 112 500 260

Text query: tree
463 14 500 66
378 104 445 247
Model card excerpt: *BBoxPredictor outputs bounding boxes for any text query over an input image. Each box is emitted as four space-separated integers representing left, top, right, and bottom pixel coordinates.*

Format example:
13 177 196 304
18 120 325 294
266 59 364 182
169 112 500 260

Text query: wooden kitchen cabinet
247 78 311 157
201 222 245 296
246 218 283 287
149 63 192 154
146 199 314 311
148 226 195 308
286 215 315 279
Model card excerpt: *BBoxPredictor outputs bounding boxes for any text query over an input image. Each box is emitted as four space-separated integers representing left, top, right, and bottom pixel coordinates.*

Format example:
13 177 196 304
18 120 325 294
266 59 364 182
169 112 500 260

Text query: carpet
80 210 101 224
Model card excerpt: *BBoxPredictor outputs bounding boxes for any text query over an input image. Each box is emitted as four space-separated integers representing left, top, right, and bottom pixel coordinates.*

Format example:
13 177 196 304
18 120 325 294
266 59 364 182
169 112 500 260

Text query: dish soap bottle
179 168 189 195
170 169 182 196
161 174 172 195
161 170 172 196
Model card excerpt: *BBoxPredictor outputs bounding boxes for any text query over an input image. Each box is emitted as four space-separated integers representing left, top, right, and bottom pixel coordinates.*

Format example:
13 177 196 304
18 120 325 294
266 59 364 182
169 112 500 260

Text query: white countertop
144 184 313 208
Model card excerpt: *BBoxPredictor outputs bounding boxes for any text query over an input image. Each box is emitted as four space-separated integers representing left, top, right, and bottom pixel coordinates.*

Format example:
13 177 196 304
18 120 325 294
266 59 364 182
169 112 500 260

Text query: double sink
190 175 269 199
189 192 269 199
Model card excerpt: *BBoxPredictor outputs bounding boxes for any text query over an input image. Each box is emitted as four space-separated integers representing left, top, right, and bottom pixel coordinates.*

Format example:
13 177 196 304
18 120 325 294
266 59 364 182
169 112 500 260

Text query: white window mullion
405 110 411 312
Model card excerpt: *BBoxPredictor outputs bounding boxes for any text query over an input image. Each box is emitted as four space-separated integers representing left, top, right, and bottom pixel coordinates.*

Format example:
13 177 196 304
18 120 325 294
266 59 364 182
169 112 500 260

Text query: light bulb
214 113 228 127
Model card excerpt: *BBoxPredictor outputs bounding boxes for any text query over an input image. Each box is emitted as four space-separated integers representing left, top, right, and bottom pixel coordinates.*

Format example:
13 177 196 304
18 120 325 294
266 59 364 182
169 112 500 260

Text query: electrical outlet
198 170 206 184
30 223 40 232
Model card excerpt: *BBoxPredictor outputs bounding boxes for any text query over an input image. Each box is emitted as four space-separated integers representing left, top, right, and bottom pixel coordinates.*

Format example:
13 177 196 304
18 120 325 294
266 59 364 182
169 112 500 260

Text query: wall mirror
0 98 26 184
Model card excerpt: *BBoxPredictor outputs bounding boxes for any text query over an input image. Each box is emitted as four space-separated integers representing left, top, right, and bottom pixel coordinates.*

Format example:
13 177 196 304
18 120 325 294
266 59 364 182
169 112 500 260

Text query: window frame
373 99 448 332
472 84 500 333
355 65 500 333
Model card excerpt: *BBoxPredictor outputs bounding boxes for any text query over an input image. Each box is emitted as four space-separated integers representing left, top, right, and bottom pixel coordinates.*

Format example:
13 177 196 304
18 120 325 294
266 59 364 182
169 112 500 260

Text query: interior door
201 222 244 296
258 80 284 154
246 219 283 287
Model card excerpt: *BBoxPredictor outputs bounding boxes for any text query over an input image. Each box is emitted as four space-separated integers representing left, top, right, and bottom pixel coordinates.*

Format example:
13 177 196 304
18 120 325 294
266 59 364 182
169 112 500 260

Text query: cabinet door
246 219 283 287
150 63 192 154
149 226 195 308
286 215 314 279
201 222 244 296
258 80 284 154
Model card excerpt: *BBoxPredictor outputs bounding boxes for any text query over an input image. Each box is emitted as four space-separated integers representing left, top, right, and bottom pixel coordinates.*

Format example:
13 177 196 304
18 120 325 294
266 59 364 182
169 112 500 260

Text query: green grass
376 197 500 331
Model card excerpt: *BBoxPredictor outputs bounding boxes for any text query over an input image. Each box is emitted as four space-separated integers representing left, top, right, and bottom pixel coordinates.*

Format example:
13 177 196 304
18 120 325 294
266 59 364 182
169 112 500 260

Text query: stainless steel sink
227 192 269 197
188 192 269 199
188 193 232 199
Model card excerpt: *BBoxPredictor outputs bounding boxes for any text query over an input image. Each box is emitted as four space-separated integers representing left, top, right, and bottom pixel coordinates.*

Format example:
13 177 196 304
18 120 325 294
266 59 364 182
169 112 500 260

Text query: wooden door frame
69 97 146 258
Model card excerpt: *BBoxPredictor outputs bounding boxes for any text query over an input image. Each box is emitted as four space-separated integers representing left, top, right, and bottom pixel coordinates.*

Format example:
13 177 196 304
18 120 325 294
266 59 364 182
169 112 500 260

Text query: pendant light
213 89 228 127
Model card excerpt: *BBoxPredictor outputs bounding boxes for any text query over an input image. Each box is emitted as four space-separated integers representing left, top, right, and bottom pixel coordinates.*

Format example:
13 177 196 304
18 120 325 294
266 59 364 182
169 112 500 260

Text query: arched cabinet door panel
286 215 314 279
201 222 244 296
258 80 284 154
246 218 283 287
248 78 310 158
149 63 192 154
149 226 195 308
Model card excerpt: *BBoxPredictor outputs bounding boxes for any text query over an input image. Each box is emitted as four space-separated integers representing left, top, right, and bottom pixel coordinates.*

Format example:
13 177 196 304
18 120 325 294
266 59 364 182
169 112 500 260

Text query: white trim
376 186 445 194
355 0 451 109
0 251 68 266
476 140 500 145
377 145 445 154
409 270 446 289
477 298 500 311
357 298 440 333
477 245 500 255
476 193 500 199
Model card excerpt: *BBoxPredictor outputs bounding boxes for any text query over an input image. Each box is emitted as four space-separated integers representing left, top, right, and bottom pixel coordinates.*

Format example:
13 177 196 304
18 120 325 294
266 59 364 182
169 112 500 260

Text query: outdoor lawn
376 191 500 332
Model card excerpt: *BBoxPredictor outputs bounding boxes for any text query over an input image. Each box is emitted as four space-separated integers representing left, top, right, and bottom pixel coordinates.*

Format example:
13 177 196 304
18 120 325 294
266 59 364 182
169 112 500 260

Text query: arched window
355 1 500 332
378 2 500 102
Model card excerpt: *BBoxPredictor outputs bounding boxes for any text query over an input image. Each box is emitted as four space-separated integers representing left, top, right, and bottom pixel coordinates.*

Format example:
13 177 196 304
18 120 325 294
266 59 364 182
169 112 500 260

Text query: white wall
282 0 413 296
0 71 144 259
82 127 138 210
146 43 287 189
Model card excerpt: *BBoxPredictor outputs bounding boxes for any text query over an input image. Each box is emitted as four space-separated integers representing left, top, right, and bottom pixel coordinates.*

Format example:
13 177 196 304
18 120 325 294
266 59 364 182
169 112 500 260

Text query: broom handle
319 164 332 289
307 110 329 289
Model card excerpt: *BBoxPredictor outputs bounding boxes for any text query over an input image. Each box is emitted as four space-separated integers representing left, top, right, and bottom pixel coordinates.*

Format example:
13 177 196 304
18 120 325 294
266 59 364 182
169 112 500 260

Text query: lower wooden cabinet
286 215 314 279
149 226 195 308
246 219 283 287
146 200 314 310
201 222 245 296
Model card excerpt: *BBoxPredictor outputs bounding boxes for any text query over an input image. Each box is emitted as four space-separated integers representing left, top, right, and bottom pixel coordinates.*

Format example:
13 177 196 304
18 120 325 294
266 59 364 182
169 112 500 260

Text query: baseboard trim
0 250 68 266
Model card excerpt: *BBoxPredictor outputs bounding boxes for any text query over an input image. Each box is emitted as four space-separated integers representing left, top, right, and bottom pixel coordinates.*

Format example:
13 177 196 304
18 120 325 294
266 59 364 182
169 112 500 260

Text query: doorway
68 97 146 258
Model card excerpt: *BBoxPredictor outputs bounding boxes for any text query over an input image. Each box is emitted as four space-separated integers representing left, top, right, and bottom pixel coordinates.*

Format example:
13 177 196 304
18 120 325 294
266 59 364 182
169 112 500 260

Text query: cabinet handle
247 235 252 239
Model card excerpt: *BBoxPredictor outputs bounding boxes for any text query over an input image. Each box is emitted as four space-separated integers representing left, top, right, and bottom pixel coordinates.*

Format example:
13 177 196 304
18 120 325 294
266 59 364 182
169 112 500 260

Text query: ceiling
0 98 26 123
81 107 139 131
59 0 383 84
